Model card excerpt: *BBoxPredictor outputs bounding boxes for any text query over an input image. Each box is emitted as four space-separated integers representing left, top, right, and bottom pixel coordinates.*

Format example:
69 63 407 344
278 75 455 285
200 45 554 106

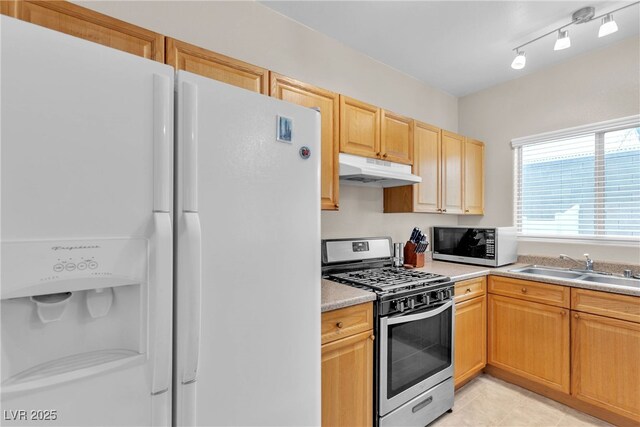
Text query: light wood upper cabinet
270 73 339 210
166 38 268 94
381 110 413 165
454 294 486 388
340 96 381 159
464 138 484 215
1 0 164 61
488 294 570 393
571 311 640 421
383 121 440 213
441 130 465 214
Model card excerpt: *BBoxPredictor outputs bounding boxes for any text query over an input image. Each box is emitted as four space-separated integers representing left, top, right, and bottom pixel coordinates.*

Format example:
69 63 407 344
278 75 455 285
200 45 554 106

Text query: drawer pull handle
412 396 433 413
521 288 527 293
465 288 471 293
336 322 343 329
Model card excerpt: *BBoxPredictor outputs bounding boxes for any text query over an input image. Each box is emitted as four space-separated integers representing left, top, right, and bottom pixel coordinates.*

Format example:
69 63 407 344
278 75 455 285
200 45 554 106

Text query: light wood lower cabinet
454 294 486 387
321 303 373 427
571 304 640 421
1 0 164 61
487 293 570 393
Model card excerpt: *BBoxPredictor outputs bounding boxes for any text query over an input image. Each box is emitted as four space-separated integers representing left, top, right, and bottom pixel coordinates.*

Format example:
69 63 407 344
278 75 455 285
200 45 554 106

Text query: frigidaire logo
51 245 101 251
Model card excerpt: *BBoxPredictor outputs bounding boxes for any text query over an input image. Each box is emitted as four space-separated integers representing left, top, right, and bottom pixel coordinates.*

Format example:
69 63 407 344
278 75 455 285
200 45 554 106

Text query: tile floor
431 375 612 427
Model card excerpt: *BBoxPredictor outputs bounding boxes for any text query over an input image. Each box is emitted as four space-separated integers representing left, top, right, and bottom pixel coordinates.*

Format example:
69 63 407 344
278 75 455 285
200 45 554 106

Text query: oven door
379 300 454 416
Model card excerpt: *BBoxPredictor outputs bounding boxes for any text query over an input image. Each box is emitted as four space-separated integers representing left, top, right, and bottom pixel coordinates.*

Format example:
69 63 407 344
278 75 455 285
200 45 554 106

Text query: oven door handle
386 300 453 325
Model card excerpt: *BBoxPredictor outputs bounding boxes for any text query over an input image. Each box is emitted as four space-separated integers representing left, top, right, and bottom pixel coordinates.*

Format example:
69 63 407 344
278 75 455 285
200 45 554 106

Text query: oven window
387 305 452 399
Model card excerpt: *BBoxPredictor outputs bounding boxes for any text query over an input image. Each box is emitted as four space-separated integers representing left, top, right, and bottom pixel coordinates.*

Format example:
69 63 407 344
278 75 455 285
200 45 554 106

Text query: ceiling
260 1 640 97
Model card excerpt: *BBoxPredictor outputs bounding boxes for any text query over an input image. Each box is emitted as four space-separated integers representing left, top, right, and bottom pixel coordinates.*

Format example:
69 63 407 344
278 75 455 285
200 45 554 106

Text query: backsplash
321 185 458 243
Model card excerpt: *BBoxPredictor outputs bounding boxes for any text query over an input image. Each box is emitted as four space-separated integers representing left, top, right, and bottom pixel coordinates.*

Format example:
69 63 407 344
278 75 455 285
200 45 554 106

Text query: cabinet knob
376 152 381 157
336 322 343 329
382 153 388 158
442 209 447 213
521 288 527 293
465 209 470 213
437 209 442 212
369 334 375 341
465 288 471 293
561 310 566 316
574 314 579 319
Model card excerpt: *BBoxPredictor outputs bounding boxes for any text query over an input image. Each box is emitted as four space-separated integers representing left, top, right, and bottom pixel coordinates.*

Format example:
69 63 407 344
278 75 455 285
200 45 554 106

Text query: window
513 116 640 241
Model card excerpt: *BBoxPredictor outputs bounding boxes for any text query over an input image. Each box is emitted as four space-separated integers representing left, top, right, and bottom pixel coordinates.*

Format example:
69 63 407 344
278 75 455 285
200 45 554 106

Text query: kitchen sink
509 266 585 279
578 275 640 288
509 265 640 289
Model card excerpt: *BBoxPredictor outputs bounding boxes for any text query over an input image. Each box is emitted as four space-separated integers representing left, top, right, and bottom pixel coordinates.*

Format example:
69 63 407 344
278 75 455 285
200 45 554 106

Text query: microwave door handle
386 300 453 326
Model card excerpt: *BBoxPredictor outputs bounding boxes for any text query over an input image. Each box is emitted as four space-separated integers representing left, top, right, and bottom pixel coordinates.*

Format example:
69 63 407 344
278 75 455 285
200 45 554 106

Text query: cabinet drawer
571 288 640 323
455 276 486 303
488 275 570 308
322 302 373 345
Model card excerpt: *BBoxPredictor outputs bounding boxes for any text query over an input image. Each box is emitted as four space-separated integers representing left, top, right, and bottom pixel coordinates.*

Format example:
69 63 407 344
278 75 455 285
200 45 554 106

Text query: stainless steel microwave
432 227 518 267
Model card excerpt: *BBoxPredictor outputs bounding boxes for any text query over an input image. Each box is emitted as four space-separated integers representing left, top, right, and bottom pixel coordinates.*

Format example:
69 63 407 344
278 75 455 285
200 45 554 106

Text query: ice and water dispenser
1 238 148 394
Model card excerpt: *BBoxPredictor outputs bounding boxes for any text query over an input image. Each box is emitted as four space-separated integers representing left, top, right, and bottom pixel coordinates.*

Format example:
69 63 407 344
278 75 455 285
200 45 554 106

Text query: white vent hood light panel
339 153 421 188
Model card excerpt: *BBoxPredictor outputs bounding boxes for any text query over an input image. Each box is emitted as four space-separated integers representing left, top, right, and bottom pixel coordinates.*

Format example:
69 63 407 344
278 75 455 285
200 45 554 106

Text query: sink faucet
559 253 593 271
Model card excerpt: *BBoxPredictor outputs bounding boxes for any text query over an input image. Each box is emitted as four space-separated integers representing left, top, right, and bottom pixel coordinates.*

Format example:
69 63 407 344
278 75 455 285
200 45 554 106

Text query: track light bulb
599 14 619 37
554 30 571 51
511 51 526 70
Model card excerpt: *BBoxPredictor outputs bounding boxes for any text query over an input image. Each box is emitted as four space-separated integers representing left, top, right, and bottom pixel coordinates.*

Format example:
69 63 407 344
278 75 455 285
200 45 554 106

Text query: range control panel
1 238 148 299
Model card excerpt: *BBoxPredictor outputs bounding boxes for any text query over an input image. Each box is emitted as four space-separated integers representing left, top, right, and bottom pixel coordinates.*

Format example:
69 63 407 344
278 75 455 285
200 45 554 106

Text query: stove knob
430 291 440 301
408 299 415 310
397 300 405 313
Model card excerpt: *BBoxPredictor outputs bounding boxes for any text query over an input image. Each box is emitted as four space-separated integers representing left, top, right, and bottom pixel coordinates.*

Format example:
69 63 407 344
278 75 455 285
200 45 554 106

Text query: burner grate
329 267 448 292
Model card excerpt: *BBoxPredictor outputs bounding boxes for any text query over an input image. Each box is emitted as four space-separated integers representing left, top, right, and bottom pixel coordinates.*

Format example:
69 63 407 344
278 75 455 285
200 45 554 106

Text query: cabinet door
270 74 339 210
322 330 373 427
572 311 640 420
339 96 380 159
463 138 484 215
381 110 413 165
454 295 486 387
412 122 441 212
441 130 464 214
1 1 164 61
166 38 268 94
488 294 570 393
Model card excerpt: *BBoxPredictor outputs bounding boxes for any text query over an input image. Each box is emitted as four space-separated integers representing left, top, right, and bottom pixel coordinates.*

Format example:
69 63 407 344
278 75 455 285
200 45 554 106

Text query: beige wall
77 0 460 243
458 36 640 263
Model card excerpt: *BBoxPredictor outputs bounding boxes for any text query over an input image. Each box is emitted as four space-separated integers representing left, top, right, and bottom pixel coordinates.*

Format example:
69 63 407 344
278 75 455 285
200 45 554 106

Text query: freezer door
174 72 321 426
1 17 173 426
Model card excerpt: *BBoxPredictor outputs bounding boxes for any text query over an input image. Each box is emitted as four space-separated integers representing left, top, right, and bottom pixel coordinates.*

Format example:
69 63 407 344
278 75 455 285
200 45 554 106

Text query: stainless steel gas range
322 237 455 427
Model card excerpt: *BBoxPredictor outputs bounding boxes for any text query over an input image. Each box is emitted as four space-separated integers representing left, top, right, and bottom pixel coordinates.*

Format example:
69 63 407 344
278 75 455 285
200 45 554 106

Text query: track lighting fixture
511 51 526 70
553 30 571 51
599 14 619 38
509 2 638 70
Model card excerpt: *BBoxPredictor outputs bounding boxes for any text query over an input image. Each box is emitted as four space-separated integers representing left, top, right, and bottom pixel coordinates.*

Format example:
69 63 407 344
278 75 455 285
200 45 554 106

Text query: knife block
404 241 425 268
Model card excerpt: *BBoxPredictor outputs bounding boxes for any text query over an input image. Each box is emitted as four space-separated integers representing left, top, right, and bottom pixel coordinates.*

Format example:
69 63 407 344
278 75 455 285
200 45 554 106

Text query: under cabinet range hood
339 153 421 188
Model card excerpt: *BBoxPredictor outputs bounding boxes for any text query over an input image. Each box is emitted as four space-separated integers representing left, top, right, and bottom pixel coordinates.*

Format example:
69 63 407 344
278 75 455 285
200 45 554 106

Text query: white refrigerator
173 71 321 426
1 16 321 427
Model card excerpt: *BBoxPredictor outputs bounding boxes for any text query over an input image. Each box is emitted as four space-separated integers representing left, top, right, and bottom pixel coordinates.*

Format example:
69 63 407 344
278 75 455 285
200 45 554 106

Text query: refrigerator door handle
182 81 198 212
150 212 173 399
181 211 202 385
153 74 172 213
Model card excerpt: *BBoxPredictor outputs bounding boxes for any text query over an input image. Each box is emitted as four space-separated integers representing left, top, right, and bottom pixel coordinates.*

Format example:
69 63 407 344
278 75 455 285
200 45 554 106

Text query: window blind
513 117 640 240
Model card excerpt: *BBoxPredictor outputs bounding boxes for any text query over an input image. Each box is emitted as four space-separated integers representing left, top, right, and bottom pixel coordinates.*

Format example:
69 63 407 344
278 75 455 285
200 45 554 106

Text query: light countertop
321 259 639 313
